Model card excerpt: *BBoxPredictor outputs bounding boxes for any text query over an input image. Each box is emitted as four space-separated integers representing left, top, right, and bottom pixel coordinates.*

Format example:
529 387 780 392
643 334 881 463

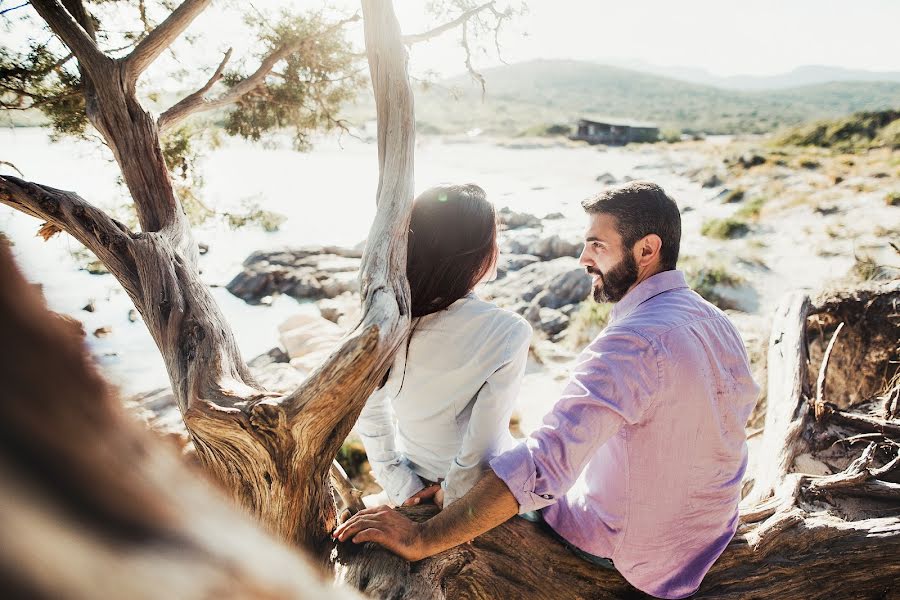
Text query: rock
248 347 290 368
701 173 722 188
93 326 112 338
317 292 361 326
543 212 565 220
536 307 569 336
198 242 209 255
531 235 581 261
558 303 579 317
127 308 140 322
681 206 694 213
82 300 96 313
498 207 542 230
259 295 274 306
278 313 345 372
595 172 617 184
484 257 591 310
253 362 306 394
84 260 109 275
227 247 362 304
738 153 766 169
496 254 541 279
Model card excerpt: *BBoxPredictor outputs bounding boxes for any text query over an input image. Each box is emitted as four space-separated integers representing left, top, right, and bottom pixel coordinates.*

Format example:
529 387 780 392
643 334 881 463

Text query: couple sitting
340 180 759 599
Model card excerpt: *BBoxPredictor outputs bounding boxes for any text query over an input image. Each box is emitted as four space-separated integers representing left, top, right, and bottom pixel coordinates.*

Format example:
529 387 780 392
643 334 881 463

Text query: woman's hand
401 483 441 507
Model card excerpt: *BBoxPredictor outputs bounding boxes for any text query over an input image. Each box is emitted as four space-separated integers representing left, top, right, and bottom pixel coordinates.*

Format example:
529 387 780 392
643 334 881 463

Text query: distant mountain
605 60 900 91
386 59 900 135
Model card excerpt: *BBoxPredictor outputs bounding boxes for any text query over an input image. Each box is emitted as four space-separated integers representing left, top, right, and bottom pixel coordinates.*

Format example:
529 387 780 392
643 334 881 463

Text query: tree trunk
1 0 415 554
0 242 361 599
334 282 900 599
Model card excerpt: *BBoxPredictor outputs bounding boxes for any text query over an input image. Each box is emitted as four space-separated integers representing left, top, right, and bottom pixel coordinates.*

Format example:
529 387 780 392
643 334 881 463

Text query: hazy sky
6 0 900 87
392 0 900 77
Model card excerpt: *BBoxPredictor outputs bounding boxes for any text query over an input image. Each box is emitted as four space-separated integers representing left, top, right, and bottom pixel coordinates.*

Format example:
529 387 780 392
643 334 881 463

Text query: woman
357 183 532 509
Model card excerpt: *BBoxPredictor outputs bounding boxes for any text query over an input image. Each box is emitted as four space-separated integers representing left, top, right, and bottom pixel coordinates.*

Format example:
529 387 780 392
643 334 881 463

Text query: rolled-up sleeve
490 326 659 513
357 385 424 506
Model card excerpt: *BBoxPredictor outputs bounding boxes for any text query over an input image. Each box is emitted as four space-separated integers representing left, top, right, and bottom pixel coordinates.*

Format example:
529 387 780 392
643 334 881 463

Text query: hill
380 59 900 136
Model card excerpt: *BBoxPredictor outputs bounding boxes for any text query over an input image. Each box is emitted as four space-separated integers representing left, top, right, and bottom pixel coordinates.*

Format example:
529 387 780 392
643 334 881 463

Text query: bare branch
0 175 139 297
0 2 29 16
814 321 844 421
157 47 232 132
461 21 486 98
29 0 108 78
401 1 494 44
124 0 212 82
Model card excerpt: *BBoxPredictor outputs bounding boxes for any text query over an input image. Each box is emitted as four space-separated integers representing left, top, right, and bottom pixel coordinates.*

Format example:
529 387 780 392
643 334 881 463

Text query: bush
721 188 745 204
887 191 900 207
684 265 745 310
774 109 900 151
701 217 749 239
660 128 682 143
565 301 612 349
735 197 766 221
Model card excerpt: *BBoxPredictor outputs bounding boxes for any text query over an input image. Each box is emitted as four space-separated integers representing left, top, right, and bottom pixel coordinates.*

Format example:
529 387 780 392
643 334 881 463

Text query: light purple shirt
490 270 759 599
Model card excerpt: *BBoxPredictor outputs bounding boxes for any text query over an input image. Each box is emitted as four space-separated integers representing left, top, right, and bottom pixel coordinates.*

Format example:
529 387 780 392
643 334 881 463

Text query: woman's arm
357 384 425 505
441 319 531 507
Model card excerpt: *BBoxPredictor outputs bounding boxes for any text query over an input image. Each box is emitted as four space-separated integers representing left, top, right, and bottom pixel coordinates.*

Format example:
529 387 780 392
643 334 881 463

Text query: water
1 127 703 393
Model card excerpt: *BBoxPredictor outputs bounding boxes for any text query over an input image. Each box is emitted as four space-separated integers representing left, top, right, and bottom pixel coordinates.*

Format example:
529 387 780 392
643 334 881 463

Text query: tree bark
1 0 416 554
0 243 362 600
333 284 900 599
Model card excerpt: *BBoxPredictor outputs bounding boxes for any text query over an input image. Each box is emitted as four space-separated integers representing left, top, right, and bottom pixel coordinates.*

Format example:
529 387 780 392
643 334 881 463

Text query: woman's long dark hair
407 184 498 319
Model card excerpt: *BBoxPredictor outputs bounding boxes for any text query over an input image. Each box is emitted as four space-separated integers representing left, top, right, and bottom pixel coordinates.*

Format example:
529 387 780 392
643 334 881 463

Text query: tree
0 0 514 553
2 1 899 598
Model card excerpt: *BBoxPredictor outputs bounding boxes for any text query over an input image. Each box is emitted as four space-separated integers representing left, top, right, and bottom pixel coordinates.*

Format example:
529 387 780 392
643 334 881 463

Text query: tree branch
157 47 232 132
124 0 212 82
0 175 139 298
29 0 108 78
401 1 494 44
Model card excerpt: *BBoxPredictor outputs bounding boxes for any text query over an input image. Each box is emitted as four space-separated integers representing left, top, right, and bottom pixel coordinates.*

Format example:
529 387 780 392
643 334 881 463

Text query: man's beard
587 252 639 303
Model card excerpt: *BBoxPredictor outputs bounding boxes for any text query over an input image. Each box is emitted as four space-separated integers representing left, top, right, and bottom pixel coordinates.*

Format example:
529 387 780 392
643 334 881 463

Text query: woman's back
359 294 531 506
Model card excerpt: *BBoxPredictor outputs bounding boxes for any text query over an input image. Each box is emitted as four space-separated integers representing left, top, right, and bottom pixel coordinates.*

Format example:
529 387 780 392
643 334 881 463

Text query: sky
391 0 900 78
5 0 900 87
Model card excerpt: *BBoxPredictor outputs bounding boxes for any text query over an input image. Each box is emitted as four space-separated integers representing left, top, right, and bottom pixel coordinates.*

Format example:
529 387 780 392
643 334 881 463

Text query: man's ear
636 234 663 268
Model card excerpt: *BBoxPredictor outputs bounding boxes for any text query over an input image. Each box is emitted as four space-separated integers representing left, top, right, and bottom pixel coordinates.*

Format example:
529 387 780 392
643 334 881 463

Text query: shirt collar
608 269 689 324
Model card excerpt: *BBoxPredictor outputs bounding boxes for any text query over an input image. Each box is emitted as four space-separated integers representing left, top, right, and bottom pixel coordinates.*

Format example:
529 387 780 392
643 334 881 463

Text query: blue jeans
519 510 616 570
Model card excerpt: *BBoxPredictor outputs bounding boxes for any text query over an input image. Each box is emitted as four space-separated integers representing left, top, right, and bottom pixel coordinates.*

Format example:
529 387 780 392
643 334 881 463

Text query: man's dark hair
581 180 681 271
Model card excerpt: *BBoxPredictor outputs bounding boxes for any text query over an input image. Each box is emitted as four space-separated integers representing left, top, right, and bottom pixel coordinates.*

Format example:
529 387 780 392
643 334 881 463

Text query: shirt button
541 494 554 499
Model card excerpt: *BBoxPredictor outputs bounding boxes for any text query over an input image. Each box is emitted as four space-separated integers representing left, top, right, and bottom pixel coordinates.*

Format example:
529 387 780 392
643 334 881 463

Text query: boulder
227 247 361 304
595 172 617 184
495 254 541 279
498 207 542 230
484 257 591 312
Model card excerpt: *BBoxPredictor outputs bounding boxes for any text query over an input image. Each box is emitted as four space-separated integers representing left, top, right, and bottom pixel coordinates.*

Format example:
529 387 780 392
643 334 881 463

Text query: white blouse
357 292 532 507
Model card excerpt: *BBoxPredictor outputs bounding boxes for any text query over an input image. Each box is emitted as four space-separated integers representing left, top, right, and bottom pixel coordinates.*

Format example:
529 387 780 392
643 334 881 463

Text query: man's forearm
418 470 519 557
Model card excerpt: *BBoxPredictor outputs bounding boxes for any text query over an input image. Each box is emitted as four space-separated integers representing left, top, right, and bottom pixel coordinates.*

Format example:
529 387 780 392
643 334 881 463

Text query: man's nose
578 244 592 267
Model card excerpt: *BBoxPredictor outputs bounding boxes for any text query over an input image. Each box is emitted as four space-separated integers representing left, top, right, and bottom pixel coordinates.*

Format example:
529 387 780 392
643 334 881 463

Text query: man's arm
333 470 517 561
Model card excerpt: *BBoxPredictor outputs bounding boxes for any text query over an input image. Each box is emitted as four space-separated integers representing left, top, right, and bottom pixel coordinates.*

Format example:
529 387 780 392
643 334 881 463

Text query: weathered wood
0 244 361 600
334 288 900 600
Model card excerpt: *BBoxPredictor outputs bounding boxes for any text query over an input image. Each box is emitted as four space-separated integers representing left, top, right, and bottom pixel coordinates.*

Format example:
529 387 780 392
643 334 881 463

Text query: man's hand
434 487 445 509
333 505 431 562
401 483 440 507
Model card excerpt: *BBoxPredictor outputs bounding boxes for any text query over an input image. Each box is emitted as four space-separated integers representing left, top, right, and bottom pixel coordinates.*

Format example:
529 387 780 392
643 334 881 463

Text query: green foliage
774 109 900 151
565 301 612 349
224 200 287 232
221 10 363 151
516 122 571 137
887 191 900 207
660 128 682 143
683 263 745 310
701 217 749 239
735 197 767 221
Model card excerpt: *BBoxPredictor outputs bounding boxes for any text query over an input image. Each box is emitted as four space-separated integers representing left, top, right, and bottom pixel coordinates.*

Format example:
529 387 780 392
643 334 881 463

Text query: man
335 181 759 599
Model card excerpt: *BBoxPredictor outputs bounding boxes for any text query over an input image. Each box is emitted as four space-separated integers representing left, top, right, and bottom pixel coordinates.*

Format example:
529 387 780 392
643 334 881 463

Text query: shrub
701 217 749 239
